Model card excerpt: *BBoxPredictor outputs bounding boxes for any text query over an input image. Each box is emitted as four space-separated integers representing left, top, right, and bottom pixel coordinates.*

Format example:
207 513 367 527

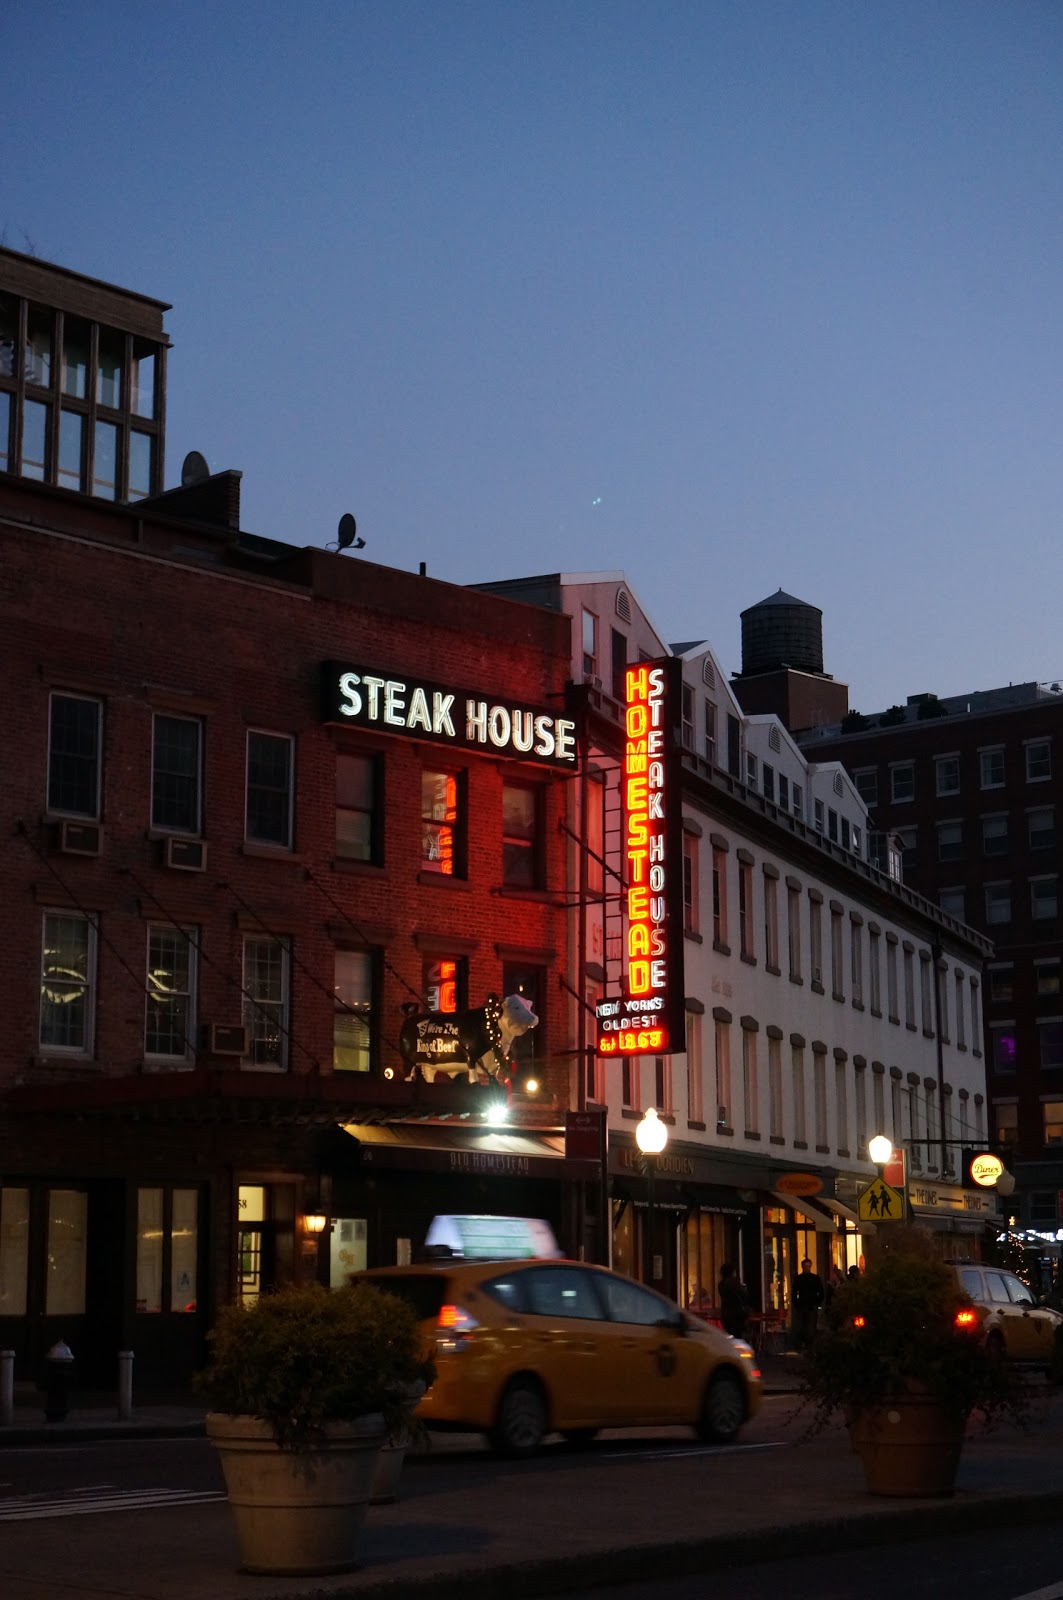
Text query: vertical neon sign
596 659 686 1057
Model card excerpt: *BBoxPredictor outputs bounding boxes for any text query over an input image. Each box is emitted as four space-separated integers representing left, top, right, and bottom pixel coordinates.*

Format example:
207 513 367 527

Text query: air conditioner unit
165 836 208 872
205 1022 248 1057
58 818 102 856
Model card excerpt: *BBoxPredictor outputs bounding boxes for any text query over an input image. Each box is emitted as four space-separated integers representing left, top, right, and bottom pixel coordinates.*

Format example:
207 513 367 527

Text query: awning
818 1196 869 1229
336 1122 600 1181
770 1192 833 1232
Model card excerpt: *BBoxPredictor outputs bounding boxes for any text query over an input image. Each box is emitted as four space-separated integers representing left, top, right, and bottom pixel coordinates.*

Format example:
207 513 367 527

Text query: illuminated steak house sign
596 659 686 1057
321 663 577 769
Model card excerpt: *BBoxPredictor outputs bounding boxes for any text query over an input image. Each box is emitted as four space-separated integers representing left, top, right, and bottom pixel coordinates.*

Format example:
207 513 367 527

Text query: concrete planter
207 1411 386 1575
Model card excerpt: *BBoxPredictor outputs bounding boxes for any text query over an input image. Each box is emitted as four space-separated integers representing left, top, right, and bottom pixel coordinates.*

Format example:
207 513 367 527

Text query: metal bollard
117 1350 134 1420
0 1350 14 1427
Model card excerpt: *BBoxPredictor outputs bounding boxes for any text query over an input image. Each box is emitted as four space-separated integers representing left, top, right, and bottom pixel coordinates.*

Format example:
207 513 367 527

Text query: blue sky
6 2 1062 711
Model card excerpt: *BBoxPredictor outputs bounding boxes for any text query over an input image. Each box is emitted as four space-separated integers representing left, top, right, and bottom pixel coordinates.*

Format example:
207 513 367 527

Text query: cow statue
398 992 538 1086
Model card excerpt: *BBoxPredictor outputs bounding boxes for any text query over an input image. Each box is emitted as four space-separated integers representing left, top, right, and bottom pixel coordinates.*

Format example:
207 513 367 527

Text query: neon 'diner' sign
596 659 686 1058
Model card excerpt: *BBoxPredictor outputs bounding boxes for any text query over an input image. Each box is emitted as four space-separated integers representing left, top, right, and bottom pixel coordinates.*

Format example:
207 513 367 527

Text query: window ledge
716 1125 735 1138
957 1043 968 1052
793 1140 808 1150
417 871 470 890
743 1129 762 1141
765 963 781 977
687 1119 706 1131
740 953 758 967
811 980 825 996
769 1135 785 1146
684 928 704 944
870 1006 882 1019
832 991 845 1004
241 842 301 862
815 1144 830 1154
852 1000 865 1012
30 1055 98 1070
906 1022 918 1032
789 974 804 986
497 887 554 904
713 940 732 957
332 857 387 876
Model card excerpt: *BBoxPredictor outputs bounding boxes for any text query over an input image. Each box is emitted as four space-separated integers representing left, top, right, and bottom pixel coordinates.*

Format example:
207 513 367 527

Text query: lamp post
868 1133 892 1176
636 1107 669 1284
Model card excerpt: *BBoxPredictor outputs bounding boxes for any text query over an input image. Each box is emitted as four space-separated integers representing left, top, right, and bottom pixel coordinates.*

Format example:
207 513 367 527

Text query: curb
259 1489 1063 1600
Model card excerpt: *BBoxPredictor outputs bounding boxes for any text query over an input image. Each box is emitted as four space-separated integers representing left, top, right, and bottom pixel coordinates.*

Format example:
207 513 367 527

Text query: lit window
242 936 290 1069
582 609 597 677
333 949 373 1073
990 1024 1016 1073
1043 1101 1063 1145
994 1103 1018 1147
422 769 464 876
40 912 96 1055
145 925 196 1060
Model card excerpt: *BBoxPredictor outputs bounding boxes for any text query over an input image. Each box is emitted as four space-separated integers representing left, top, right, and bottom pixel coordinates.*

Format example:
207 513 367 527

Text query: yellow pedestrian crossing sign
858 1178 904 1222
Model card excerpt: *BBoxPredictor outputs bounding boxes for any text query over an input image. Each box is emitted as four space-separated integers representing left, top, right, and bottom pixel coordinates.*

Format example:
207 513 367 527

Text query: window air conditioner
205 1022 248 1057
58 819 102 856
165 836 208 872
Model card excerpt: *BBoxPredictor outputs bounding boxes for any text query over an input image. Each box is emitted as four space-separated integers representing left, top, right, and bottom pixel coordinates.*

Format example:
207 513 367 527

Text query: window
685 1013 703 1123
611 627 627 700
988 966 1013 1002
955 971 965 1048
0 1188 30 1316
768 1035 783 1139
727 715 741 777
850 920 863 1006
896 826 917 872
886 939 899 1021
854 768 878 806
830 906 844 999
501 963 543 1067
809 897 823 986
97 327 123 407
422 769 465 876
136 1187 198 1316
46 1190 87 1315
586 773 605 895
581 609 597 677
48 693 101 817
763 873 778 969
334 949 373 1073
424 954 465 1015
40 912 96 1054
58 409 83 490
742 1027 759 1133
985 883 1012 925
1031 1192 1059 1225
245 731 293 847
982 814 1009 856
980 747 1005 789
738 860 754 959
502 782 542 888
990 1024 1016 1073
242 935 290 1069
1026 740 1052 782
778 774 789 811
1038 1021 1063 1070
841 816 850 851
827 808 839 843
336 753 379 862
131 338 156 419
712 845 728 947
868 928 881 1013
813 798 824 833
890 763 915 803
835 1058 849 1153
1036 962 1061 996
1031 877 1058 920
791 1043 807 1144
654 1054 671 1115
792 782 803 820
92 418 117 498
21 398 49 478
813 1050 828 1148
681 683 695 750
903 947 915 1028
714 1018 731 1127
762 764 775 803
0 391 10 472
151 714 202 833
62 317 89 397
24 304 52 385
787 884 801 981
970 981 983 1056
935 755 960 796
745 751 758 789
1044 1102 1063 1145
995 1103 1018 1147
128 431 153 500
703 701 717 766
919 956 933 1034
683 833 699 934
937 822 962 863
939 887 965 920
145 924 196 1061
1029 807 1055 852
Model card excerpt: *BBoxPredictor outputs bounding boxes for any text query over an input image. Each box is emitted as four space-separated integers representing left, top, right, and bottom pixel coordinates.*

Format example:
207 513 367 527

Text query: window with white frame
768 1034 783 1139
936 963 949 1041
683 833 699 934
792 1042 807 1143
762 764 775 804
151 714 202 834
581 608 597 677
40 911 97 1054
681 683 695 750
792 782 804 820
242 935 290 1069
1031 876 1059 920
1029 807 1055 852
741 1025 759 1133
935 754 960 796
954 971 966 1049
745 751 758 789
980 747 1005 789
145 924 196 1061
654 1054 672 1115
827 808 839 843
937 821 962 863
686 1013 703 1123
1026 739 1052 783
48 692 102 818
985 882 1012 925
714 1017 731 1127
970 979 982 1055
982 813 1008 856
621 1054 639 1110
779 773 789 811
245 731 293 847
813 797 825 833
890 762 915 803
703 701 717 766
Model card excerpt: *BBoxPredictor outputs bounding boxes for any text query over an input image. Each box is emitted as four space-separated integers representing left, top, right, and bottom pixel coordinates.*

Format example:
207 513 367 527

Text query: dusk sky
6 2 1061 712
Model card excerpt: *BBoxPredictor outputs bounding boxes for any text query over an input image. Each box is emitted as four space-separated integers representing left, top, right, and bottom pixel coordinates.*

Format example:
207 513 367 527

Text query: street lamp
868 1134 893 1172
636 1107 669 1284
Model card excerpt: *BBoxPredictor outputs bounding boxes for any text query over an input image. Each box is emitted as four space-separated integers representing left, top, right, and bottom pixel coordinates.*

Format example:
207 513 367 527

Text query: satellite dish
180 450 210 486
330 513 365 553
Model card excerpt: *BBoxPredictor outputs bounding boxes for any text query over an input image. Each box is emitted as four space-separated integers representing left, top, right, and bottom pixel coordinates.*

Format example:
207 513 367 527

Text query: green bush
801 1232 1026 1434
196 1281 434 1451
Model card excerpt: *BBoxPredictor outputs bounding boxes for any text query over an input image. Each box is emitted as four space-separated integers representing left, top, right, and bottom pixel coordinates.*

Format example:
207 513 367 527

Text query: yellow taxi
357 1255 762 1457
948 1261 1063 1370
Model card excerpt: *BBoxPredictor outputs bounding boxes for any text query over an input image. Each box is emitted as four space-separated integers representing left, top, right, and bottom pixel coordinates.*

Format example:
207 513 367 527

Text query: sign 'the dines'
595 659 686 1058
321 662 577 770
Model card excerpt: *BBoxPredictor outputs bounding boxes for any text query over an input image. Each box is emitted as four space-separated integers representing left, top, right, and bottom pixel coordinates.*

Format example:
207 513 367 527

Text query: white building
474 571 995 1331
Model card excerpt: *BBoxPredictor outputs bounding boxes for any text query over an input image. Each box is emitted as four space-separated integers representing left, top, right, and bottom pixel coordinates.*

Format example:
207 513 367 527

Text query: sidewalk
2 1364 1062 1600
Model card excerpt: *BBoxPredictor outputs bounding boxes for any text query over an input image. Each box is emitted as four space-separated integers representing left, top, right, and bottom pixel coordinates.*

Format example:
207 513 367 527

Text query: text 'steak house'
0 247 594 1387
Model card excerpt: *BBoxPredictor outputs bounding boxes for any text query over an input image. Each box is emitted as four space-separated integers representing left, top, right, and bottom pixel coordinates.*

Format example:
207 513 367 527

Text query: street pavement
2 1356 1063 1600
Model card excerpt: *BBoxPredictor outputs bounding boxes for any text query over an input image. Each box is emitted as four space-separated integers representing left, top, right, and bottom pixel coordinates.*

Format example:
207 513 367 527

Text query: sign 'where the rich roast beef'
595 659 686 1057
321 663 578 769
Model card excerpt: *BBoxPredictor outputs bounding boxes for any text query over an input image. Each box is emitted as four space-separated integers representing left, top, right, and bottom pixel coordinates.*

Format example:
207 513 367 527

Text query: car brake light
852 1315 866 1329
436 1302 479 1352
955 1309 979 1330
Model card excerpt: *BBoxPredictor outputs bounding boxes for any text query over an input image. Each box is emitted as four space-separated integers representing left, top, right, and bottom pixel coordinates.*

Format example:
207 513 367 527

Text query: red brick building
0 250 591 1389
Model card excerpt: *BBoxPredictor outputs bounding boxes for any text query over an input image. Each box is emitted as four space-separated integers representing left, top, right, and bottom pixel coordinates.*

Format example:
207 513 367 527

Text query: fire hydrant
44 1339 75 1422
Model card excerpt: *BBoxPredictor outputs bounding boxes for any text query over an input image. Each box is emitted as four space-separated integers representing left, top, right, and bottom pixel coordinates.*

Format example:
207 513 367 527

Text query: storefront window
136 1188 164 1313
171 1189 198 1313
45 1189 87 1315
0 1188 29 1315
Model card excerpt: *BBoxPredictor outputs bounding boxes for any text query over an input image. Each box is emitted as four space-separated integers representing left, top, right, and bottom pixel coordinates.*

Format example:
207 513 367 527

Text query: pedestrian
717 1261 751 1341
847 1263 861 1282
791 1257 825 1351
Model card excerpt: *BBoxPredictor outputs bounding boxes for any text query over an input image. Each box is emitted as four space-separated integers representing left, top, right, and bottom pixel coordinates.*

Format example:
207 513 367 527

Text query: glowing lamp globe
868 1134 893 1166
636 1106 668 1157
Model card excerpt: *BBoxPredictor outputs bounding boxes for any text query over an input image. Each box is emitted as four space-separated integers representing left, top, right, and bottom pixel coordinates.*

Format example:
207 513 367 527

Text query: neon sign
596 659 685 1057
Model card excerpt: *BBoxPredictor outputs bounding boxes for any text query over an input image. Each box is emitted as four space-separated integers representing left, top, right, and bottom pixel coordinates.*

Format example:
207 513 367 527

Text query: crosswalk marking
0 1485 225 1522
599 1440 784 1462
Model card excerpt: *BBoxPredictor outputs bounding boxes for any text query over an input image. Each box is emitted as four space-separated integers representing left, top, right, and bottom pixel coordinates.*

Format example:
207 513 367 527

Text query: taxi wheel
490 1378 548 1458
697 1371 744 1443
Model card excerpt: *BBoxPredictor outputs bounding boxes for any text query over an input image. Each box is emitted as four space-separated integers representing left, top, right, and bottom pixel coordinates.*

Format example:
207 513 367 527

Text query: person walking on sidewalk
717 1262 751 1341
791 1257 824 1351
